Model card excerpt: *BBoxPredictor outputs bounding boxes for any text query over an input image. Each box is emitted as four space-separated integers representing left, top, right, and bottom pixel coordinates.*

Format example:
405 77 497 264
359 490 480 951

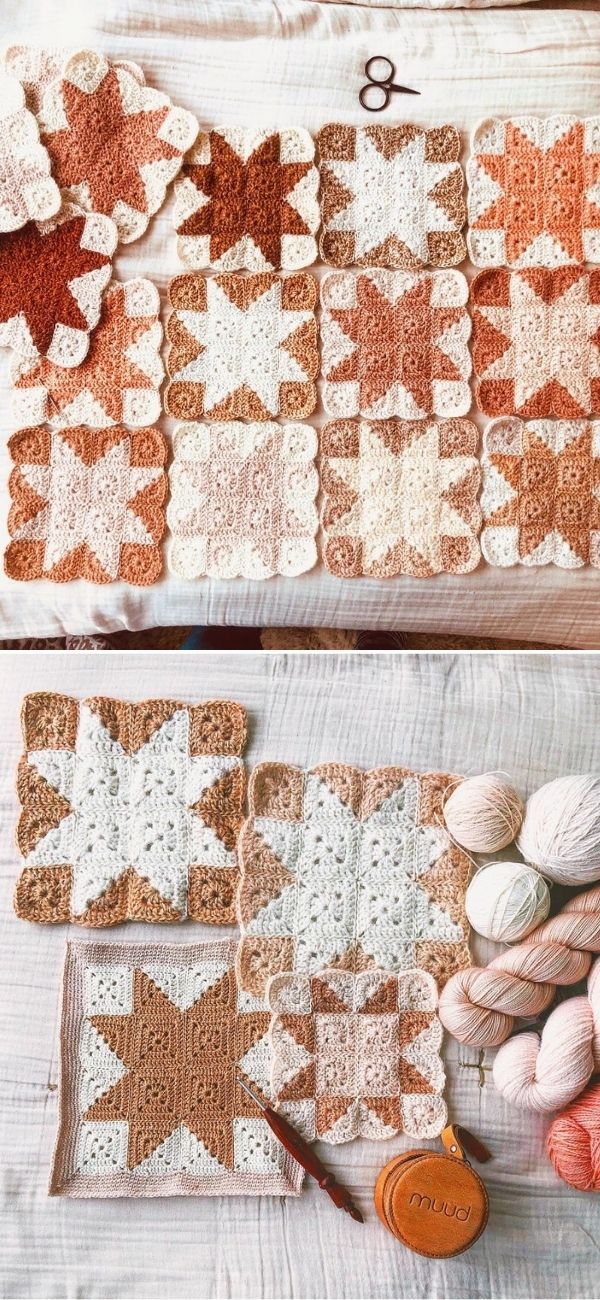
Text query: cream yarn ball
443 774 524 854
465 861 551 943
517 776 600 887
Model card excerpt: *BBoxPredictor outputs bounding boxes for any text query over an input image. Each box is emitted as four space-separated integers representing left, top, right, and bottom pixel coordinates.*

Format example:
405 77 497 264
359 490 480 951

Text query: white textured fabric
1 649 600 1298
0 0 599 644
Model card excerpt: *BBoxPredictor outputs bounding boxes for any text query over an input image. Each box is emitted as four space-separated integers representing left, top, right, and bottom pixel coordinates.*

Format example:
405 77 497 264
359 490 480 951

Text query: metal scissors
359 57 420 112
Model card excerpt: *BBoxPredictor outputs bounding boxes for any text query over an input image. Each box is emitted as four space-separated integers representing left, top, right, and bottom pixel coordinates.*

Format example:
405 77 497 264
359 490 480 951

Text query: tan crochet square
50 938 303 1197
318 123 466 269
268 968 447 1144
237 763 471 996
14 693 247 925
320 418 481 578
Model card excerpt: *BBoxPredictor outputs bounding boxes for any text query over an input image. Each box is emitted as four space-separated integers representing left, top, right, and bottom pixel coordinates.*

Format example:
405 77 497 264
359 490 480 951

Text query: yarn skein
492 959 600 1113
547 1079 600 1191
517 776 600 886
443 773 524 854
438 886 600 1048
465 861 550 943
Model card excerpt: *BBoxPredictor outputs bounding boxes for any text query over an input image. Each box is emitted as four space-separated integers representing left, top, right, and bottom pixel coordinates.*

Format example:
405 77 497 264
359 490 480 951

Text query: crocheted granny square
165 272 318 421
0 202 116 374
318 123 466 269
40 50 199 243
237 763 471 997
174 128 319 270
268 968 447 1144
5 426 167 585
50 938 303 1197
468 116 600 268
14 693 247 925
480 417 600 568
472 268 600 419
320 418 481 578
168 422 318 580
2 46 64 113
0 73 61 231
321 269 471 420
13 279 164 428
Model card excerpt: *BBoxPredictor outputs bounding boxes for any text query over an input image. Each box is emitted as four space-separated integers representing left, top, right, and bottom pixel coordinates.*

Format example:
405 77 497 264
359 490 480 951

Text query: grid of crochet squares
320 418 481 578
0 72 61 231
174 128 319 270
268 968 447 1144
14 693 247 925
5 426 167 585
318 123 466 269
13 279 164 428
321 270 471 420
164 272 318 421
480 417 600 568
168 422 318 580
39 49 199 243
472 268 600 419
50 939 303 1197
468 116 600 267
237 763 471 997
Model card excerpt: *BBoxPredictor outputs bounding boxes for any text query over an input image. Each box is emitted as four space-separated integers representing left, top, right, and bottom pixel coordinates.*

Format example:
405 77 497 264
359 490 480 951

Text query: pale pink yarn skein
492 959 600 1112
438 886 600 1047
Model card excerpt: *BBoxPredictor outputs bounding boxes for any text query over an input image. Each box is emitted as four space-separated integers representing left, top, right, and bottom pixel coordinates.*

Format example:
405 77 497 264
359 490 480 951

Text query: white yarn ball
443 774 524 853
517 775 600 886
465 861 551 943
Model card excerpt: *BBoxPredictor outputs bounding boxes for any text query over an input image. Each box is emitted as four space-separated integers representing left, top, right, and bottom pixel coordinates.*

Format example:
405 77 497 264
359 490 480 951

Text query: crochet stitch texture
468 116 600 267
472 267 600 418
40 50 199 243
50 938 303 1197
164 272 318 421
237 763 471 997
480 417 600 568
5 426 167 585
0 72 61 230
268 968 447 1144
174 128 319 270
14 693 247 925
168 422 319 580
318 123 466 269
321 269 471 419
320 418 481 578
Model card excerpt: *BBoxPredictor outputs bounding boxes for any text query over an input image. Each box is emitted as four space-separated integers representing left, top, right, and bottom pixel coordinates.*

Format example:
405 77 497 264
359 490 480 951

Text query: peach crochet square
321 269 471 420
168 422 318 580
13 279 164 428
318 123 466 269
14 693 247 925
174 128 319 270
0 72 60 231
480 417 600 568
50 938 303 1197
164 272 318 421
5 426 167 585
1 46 65 113
468 116 600 268
40 50 199 243
320 418 481 578
237 762 471 997
268 968 447 1144
472 267 600 419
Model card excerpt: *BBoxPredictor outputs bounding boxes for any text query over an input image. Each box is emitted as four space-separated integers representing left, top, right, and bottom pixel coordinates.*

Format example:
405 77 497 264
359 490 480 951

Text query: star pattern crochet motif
84 969 269 1171
181 133 312 266
0 216 110 353
45 67 179 214
328 276 462 413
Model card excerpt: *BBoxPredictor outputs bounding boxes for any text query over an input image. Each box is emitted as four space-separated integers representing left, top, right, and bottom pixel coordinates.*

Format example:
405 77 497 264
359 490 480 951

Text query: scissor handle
364 55 394 86
359 81 391 112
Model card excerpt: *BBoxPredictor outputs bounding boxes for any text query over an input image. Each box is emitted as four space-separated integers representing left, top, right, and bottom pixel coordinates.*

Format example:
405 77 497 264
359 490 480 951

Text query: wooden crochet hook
237 1075 364 1223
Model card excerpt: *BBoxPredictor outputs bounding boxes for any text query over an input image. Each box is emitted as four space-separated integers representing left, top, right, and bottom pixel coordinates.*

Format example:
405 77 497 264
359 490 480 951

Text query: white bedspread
1 0 599 644
1 649 599 1299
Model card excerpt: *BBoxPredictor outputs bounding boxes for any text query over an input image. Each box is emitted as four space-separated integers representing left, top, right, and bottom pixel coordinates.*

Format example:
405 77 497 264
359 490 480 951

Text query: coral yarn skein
547 1081 600 1191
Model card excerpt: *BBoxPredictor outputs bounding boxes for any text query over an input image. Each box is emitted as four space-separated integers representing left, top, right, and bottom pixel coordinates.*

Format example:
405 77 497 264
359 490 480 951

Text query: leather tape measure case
374 1125 491 1258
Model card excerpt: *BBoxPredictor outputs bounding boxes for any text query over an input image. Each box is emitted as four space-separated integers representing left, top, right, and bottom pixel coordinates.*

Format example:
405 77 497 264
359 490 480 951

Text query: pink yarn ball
547 1081 600 1191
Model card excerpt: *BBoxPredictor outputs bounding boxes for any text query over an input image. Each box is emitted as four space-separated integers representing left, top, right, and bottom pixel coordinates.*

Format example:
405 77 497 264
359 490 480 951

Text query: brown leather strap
441 1124 492 1164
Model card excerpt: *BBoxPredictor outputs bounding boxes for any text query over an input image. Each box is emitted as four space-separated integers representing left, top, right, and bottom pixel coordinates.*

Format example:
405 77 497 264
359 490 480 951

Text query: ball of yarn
517 775 600 886
547 1080 600 1191
443 774 523 854
465 861 550 943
